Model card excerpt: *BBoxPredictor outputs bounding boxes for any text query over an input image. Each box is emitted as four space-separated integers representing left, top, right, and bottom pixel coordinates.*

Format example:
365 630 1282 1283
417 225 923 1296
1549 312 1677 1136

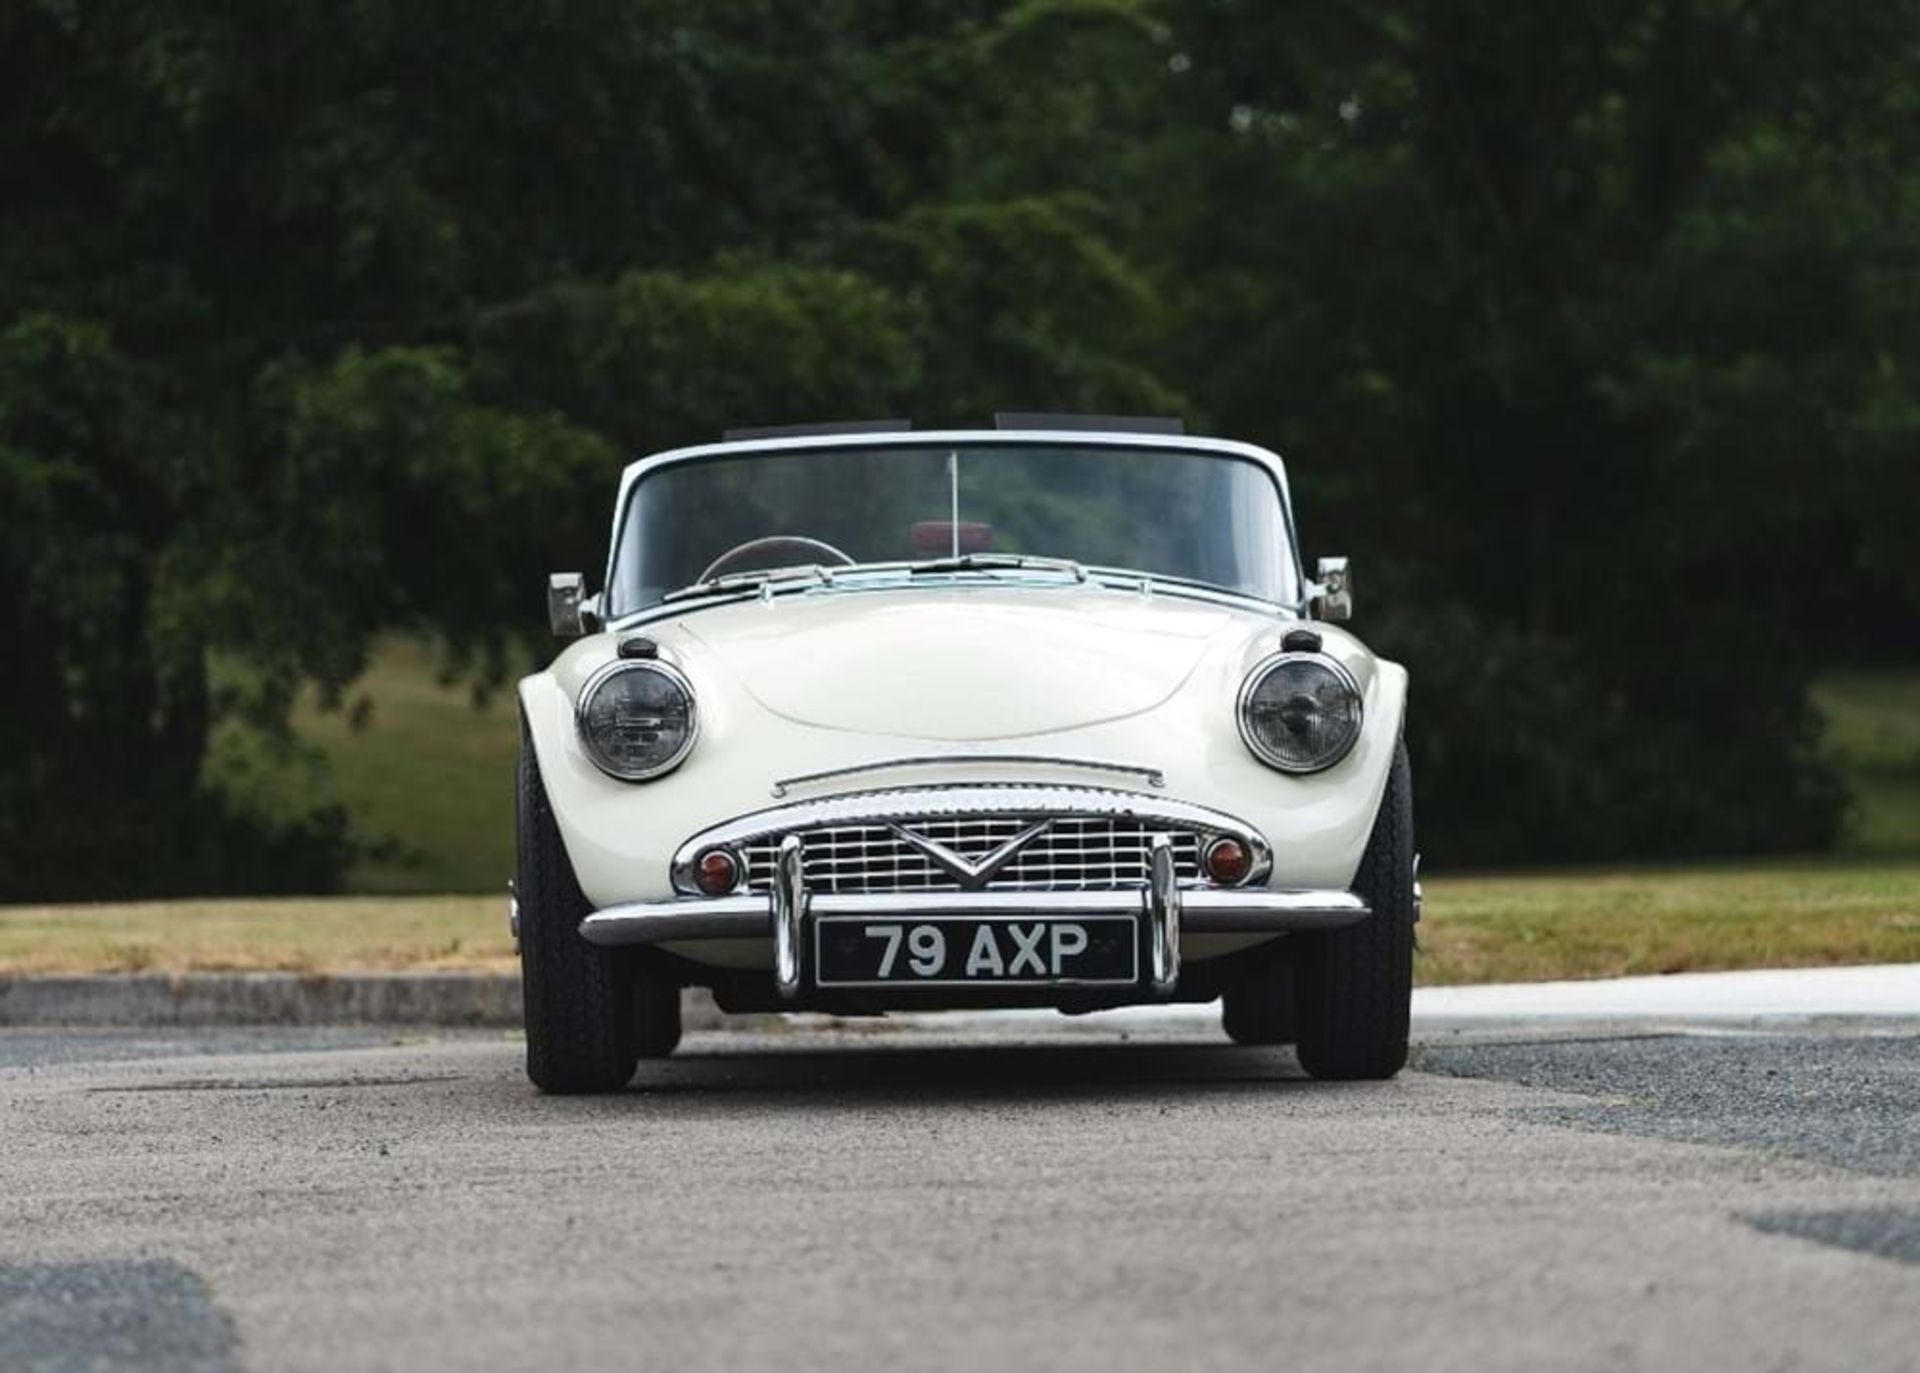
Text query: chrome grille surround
670 785 1270 897
742 818 1204 894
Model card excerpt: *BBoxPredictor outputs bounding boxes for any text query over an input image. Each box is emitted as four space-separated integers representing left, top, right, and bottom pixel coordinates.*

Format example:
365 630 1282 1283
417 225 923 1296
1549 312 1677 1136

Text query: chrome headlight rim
575 658 699 782
1236 650 1364 775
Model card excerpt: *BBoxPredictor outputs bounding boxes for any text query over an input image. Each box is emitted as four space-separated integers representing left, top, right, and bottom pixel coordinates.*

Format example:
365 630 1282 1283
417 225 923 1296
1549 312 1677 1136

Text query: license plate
813 914 1138 988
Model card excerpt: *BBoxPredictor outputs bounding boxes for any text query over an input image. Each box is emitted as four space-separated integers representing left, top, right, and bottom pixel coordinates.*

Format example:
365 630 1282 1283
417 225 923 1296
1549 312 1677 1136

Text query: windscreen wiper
659 564 834 603
907 554 1088 581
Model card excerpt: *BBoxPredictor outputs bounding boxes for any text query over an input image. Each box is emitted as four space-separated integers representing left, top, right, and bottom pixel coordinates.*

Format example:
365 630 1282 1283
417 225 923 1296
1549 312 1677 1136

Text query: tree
0 0 1162 896
1110 0 1918 859
2 0 1913 895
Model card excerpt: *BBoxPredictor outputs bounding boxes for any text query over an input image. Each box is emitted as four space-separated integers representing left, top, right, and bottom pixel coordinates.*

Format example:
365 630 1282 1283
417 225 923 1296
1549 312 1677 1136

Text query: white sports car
515 417 1415 1092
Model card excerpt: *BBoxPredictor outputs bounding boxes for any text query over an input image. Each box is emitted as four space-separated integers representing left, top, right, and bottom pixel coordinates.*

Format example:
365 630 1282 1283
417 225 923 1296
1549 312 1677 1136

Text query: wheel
1221 944 1296 1045
518 715 648 1093
1293 740 1415 1081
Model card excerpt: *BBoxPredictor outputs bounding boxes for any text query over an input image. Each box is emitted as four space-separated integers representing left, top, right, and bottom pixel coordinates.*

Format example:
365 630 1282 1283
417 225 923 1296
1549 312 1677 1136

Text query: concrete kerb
0 972 730 1030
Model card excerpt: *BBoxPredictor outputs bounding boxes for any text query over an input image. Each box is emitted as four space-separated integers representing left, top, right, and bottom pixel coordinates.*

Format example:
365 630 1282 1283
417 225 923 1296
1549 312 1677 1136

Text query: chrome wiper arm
659 564 833 603
907 553 1087 582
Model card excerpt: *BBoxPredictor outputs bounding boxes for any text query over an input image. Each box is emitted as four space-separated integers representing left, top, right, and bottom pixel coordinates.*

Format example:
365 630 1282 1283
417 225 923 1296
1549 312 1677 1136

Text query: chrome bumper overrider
577 883 1371 997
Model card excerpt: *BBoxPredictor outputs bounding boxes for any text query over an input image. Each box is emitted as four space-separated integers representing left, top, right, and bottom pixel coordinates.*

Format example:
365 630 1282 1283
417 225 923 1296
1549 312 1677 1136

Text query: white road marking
823 962 1920 1034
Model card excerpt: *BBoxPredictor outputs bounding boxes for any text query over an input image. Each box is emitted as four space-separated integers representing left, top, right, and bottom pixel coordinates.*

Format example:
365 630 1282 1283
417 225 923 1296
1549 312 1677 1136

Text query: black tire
518 717 642 1094
1221 945 1297 1045
1293 740 1415 1081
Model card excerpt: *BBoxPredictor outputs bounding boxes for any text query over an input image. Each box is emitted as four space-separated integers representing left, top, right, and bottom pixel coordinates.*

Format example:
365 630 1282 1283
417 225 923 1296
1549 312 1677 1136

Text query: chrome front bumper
577 870 1370 999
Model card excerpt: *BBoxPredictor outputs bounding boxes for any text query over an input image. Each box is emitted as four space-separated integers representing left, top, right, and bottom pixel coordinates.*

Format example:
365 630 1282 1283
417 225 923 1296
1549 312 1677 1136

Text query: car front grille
738 816 1205 894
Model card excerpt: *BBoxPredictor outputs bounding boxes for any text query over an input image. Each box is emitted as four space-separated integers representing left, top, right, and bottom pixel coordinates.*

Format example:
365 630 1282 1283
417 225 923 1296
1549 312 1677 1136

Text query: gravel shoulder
1416 1029 1920 1178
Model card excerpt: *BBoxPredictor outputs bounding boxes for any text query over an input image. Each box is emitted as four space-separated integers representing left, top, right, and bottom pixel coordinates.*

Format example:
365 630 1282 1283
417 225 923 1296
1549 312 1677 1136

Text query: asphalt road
1 1021 1916 1373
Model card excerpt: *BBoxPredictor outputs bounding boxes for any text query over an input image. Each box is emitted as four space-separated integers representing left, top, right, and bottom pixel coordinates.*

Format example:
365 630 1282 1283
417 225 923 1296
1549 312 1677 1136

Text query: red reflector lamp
1203 837 1252 886
693 848 740 895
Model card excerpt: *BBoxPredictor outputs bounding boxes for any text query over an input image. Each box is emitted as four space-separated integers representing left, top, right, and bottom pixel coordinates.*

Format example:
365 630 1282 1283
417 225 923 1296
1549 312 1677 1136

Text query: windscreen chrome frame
598 430 1308 628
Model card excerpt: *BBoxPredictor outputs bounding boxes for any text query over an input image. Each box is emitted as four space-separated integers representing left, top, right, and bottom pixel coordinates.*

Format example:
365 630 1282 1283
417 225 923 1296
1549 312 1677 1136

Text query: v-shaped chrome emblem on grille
886 820 1052 890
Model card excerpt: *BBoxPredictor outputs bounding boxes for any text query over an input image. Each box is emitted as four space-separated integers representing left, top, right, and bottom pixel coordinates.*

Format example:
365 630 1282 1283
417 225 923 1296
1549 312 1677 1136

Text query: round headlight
1238 652 1363 774
576 660 698 781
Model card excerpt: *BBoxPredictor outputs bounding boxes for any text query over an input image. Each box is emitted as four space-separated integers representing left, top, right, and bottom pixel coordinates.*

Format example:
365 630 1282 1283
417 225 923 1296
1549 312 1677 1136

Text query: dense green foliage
3 0 1915 897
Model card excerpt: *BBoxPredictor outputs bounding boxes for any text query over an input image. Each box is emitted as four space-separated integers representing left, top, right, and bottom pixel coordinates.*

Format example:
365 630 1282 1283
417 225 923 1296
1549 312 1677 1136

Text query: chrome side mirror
548 572 590 638
1313 556 1353 622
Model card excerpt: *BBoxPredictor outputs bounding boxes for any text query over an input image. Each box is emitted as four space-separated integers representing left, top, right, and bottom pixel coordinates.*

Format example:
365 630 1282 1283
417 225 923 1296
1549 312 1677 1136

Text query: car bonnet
670 583 1237 740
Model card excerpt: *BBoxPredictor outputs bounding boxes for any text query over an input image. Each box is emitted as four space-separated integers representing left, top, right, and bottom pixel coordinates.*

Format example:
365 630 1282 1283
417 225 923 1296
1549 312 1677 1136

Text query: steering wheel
698 535 857 583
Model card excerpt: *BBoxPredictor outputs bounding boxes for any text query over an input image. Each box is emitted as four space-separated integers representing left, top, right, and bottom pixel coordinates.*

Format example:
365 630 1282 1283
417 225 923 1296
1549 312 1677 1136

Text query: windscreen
606 443 1293 616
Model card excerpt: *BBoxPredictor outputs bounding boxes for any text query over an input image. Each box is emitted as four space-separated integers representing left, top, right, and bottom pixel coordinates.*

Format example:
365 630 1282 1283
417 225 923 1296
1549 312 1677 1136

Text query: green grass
291 639 521 893
1416 860 1920 985
0 895 511 975
1812 671 1920 858
4 864 1913 979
